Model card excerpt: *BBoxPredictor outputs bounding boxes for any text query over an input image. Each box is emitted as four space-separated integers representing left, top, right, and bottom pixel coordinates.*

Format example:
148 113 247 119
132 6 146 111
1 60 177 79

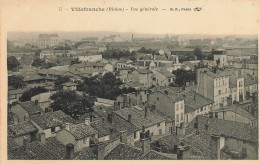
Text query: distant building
196 68 230 109
38 34 60 48
131 69 153 86
213 49 227 68
148 87 185 128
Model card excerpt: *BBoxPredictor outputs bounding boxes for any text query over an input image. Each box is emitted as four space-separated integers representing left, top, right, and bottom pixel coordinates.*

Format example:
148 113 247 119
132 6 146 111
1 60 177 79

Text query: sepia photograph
1 0 260 162
6 32 259 160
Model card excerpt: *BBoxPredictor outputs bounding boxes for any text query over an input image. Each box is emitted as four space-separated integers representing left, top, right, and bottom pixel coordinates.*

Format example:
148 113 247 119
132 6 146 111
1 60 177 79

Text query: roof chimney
34 99 39 106
24 114 29 122
39 132 46 144
108 113 113 123
144 106 149 118
85 117 90 126
95 142 105 160
23 137 29 150
210 135 220 159
120 130 127 144
65 143 75 160
140 127 151 156
128 114 132 122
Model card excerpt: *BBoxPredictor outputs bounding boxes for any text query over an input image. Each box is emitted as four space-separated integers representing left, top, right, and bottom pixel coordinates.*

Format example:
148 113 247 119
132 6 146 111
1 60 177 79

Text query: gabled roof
26 137 66 160
180 91 214 112
90 120 119 138
104 143 143 160
17 101 43 115
185 115 258 143
213 105 257 121
8 121 37 138
114 106 165 129
37 68 66 76
156 70 175 78
68 123 98 140
31 110 77 130
135 69 153 74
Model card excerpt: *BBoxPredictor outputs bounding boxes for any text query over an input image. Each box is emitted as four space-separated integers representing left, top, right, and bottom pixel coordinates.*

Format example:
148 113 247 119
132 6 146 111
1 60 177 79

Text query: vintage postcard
0 0 259 163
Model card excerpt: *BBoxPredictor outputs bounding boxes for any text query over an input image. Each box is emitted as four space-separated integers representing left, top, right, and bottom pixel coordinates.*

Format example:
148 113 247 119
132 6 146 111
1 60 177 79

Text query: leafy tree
172 69 196 87
103 72 122 86
7 56 20 71
194 46 203 60
8 75 25 89
70 58 81 65
31 58 45 68
54 76 72 90
78 72 134 100
50 90 96 118
19 87 48 102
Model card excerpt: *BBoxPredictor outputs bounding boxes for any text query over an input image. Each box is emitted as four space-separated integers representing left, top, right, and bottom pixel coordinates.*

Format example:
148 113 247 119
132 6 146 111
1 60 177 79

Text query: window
176 114 179 122
225 88 227 93
157 123 160 127
181 103 183 110
134 132 137 139
176 103 179 111
51 127 55 133
218 90 221 95
200 108 203 112
181 113 183 121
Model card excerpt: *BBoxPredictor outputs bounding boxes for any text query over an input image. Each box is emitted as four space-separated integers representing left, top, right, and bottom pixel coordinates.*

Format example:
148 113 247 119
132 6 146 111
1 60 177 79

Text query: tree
102 72 121 86
50 90 96 118
31 58 45 68
7 56 20 71
70 58 81 65
194 46 203 60
78 72 135 100
172 69 196 87
54 76 72 90
19 87 48 102
8 75 25 89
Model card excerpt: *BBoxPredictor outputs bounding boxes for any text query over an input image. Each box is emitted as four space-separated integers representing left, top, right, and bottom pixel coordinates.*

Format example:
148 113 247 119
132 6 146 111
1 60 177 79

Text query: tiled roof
142 150 175 160
8 88 25 95
214 105 257 121
71 62 107 68
198 68 228 78
8 137 19 149
90 120 119 138
37 68 66 76
20 72 45 82
27 137 66 160
8 146 34 159
125 81 143 88
110 113 140 135
152 87 185 103
104 143 143 160
185 115 258 143
180 91 214 112
8 121 37 138
31 110 76 130
8 137 66 160
61 82 79 87
18 101 43 115
68 123 98 140
114 106 165 129
157 70 175 78
135 69 153 74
